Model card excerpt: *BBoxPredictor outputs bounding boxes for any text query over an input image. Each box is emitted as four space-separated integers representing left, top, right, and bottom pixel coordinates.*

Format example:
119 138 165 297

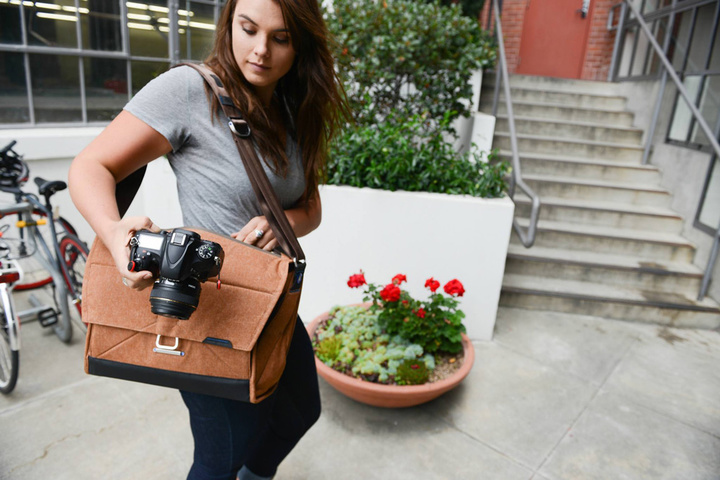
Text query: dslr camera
128 228 224 320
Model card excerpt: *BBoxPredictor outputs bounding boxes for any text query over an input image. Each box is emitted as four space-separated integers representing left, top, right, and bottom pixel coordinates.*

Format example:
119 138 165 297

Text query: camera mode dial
197 244 215 259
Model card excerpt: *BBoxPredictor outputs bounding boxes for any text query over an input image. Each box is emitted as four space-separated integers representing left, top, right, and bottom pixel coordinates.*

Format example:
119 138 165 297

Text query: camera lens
149 277 202 320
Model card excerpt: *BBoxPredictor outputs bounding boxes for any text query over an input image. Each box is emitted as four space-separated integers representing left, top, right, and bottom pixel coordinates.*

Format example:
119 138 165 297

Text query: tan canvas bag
83 64 306 403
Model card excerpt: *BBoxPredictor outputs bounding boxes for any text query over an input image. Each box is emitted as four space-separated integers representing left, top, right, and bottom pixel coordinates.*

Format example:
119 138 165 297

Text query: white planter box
298 185 515 340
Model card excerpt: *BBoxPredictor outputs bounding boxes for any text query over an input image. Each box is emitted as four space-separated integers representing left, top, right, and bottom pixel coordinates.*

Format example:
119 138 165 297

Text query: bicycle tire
59 234 88 334
0 311 19 394
14 215 76 291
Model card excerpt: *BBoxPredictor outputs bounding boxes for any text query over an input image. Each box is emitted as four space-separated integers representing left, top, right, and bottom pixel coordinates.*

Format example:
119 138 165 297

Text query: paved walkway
2 302 720 479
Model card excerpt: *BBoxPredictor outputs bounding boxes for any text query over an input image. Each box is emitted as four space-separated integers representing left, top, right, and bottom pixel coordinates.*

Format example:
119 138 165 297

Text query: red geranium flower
415 308 426 319
347 272 367 289
443 279 465 297
424 277 440 293
392 274 407 285
379 283 401 302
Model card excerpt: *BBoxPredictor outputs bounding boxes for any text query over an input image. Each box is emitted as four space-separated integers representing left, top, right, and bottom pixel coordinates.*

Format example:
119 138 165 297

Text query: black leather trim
87 357 250 401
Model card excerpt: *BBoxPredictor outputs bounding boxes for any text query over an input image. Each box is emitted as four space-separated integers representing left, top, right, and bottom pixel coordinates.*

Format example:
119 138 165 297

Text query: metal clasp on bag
228 118 251 138
154 335 185 356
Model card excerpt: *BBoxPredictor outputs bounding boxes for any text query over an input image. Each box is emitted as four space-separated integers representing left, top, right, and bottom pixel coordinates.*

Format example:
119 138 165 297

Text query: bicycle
0 140 89 394
0 253 21 394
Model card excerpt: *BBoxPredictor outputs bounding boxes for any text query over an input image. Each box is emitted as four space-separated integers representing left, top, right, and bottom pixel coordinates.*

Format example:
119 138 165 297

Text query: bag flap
82 228 292 352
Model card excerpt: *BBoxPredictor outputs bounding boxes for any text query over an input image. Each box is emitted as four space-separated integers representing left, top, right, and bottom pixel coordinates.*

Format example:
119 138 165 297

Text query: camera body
128 228 224 320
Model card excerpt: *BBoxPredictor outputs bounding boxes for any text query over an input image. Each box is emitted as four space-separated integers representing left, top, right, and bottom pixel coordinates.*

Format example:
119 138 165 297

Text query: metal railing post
608 2 627 82
491 0 541 247
699 227 720 300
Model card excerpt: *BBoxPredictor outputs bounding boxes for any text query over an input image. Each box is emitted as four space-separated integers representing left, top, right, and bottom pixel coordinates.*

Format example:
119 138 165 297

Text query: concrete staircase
480 74 720 328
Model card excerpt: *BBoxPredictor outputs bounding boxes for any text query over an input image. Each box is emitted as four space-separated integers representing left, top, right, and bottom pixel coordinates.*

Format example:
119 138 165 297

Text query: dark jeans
180 317 321 480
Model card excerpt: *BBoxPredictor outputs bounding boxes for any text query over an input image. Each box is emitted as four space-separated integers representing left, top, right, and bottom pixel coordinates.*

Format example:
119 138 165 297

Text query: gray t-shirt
124 65 306 236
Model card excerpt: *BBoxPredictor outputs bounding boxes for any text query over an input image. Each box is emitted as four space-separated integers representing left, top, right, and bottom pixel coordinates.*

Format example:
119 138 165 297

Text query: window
0 0 225 126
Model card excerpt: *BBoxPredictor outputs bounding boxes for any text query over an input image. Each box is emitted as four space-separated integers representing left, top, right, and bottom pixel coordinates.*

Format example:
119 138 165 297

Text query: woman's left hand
233 216 278 251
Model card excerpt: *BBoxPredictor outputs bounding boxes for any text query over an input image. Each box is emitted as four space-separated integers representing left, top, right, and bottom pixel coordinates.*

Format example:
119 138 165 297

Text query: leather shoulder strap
181 63 305 263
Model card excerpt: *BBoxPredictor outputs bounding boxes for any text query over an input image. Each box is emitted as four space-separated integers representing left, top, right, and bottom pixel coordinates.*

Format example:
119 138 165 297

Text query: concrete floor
2 303 720 479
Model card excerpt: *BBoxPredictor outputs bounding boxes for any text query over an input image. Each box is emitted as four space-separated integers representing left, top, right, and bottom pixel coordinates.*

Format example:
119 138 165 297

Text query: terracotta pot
306 309 475 408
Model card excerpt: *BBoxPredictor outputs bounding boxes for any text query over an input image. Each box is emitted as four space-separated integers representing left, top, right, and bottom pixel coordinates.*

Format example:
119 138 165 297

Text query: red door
516 0 593 79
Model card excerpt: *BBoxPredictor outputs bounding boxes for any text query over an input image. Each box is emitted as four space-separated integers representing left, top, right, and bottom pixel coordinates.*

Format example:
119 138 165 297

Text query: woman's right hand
108 216 161 291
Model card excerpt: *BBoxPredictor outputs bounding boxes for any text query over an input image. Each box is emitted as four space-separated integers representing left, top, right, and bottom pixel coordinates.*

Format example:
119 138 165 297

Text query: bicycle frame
0 200 72 328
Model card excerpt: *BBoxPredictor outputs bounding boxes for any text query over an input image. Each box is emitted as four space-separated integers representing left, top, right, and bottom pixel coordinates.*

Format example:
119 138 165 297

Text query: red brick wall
480 0 620 81
479 0 527 74
580 0 619 80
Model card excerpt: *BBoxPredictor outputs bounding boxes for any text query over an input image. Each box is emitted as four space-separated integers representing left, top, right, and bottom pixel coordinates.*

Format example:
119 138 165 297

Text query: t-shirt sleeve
123 66 196 152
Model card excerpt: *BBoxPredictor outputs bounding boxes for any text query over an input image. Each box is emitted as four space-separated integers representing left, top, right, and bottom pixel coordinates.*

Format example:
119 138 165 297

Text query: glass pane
642 0 660 16
30 54 82 123
631 25 651 76
179 2 217 61
24 0 79 49
670 11 692 72
690 76 720 146
685 4 715 72
84 58 128 122
82 0 122 51
0 52 29 124
709 18 720 71
645 17 667 76
699 159 720 230
0 4 22 44
127 0 170 58
668 75 702 142
131 60 169 95
618 27 639 78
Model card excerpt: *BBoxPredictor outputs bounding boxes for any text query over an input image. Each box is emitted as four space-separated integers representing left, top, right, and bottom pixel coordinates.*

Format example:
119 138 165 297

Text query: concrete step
493 132 644 162
512 218 696 262
483 72 625 95
495 116 643 145
513 195 683 233
480 89 627 110
505 245 703 294
498 152 661 183
487 102 635 127
500 274 720 329
523 174 672 207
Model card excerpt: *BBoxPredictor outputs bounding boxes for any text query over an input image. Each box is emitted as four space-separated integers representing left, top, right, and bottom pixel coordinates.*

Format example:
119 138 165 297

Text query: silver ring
122 278 130 287
254 229 264 239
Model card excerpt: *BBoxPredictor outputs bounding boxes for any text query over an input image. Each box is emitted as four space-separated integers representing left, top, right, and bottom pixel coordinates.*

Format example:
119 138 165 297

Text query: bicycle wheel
0 307 19 394
59 234 88 334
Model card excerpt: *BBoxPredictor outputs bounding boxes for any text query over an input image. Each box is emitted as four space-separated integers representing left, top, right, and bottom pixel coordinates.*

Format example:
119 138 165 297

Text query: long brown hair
204 0 349 206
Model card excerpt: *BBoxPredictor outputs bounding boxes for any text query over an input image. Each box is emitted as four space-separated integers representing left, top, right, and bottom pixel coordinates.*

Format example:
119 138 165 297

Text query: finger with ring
254 229 264 239
122 278 130 287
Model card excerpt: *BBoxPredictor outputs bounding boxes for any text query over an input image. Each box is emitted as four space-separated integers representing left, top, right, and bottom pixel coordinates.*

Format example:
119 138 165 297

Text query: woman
69 0 348 477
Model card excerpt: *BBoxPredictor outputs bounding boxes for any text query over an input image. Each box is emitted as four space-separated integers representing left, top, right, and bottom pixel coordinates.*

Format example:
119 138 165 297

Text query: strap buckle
228 118 251 138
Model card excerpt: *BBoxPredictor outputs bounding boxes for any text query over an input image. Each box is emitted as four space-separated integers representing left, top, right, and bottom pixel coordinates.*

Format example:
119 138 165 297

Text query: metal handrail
612 0 720 300
490 0 541 248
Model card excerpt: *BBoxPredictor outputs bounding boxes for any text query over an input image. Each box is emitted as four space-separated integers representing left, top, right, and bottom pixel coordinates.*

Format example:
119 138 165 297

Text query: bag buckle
154 335 185 356
228 118 251 138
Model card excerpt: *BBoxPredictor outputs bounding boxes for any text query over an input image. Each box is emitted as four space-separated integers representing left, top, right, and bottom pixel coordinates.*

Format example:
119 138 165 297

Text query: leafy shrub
325 0 496 128
327 113 510 198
